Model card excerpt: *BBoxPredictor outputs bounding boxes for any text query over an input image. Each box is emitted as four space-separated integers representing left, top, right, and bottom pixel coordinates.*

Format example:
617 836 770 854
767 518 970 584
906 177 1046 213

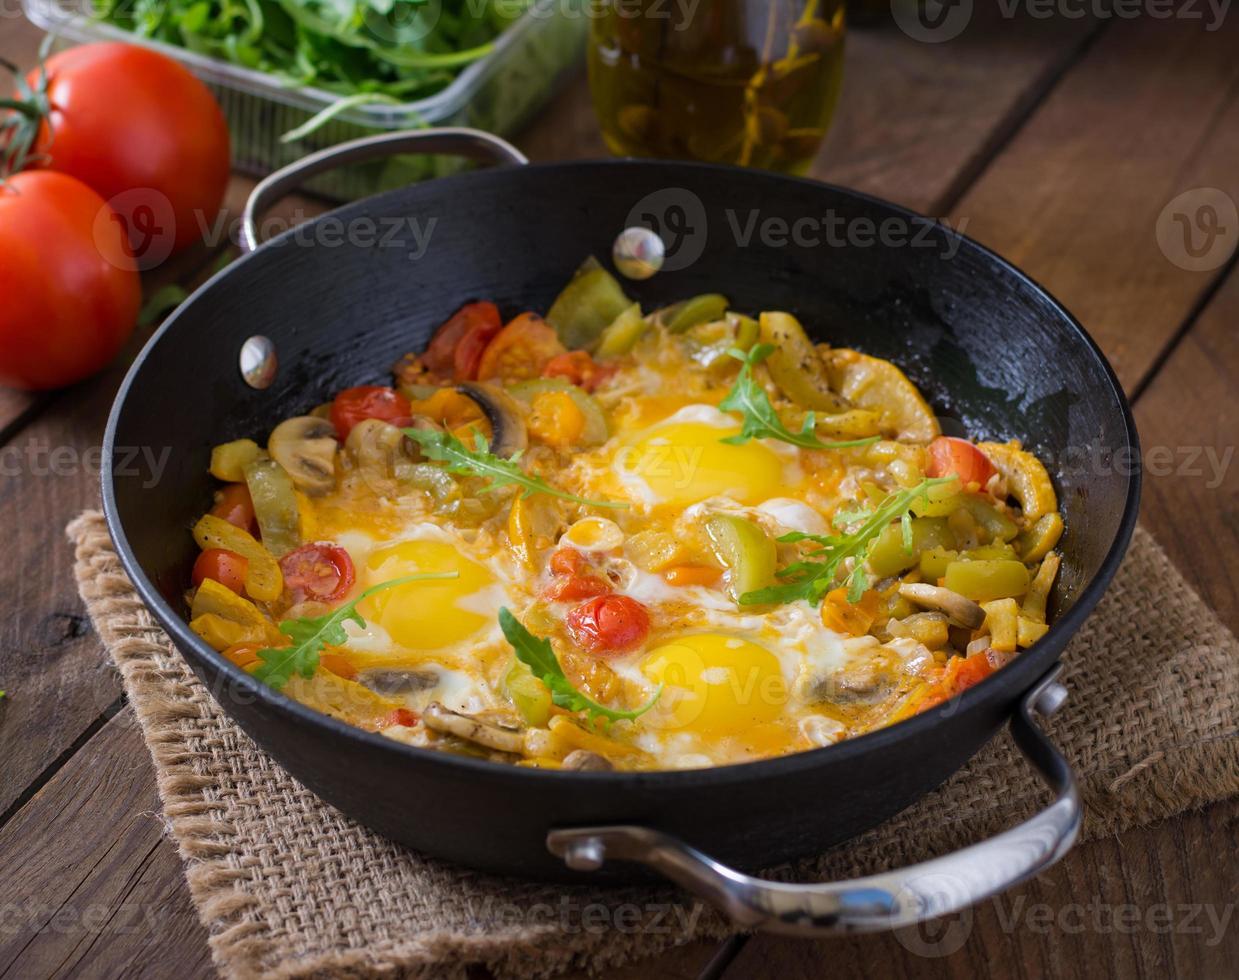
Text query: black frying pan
103 129 1140 935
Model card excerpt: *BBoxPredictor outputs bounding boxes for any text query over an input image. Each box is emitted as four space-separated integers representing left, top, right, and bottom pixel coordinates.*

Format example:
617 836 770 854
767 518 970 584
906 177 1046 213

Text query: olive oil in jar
588 0 846 174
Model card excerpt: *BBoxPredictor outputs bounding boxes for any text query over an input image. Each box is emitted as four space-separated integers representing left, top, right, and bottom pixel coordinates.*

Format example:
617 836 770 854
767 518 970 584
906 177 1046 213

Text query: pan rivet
613 227 665 280
563 838 607 872
239 335 278 389
1034 682 1069 717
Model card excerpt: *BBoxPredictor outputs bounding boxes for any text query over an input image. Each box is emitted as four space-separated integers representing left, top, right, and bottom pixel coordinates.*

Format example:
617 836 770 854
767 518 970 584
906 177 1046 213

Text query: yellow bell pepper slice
825 348 940 442
192 514 284 602
944 559 1030 602
978 440 1057 521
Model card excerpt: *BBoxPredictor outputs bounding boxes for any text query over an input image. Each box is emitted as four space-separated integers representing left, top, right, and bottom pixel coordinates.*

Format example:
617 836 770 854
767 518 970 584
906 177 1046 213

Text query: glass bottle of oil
587 0 846 174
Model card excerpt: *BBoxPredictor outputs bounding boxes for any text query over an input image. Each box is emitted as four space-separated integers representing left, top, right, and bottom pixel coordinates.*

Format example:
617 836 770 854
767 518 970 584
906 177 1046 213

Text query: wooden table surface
2 8 1236 979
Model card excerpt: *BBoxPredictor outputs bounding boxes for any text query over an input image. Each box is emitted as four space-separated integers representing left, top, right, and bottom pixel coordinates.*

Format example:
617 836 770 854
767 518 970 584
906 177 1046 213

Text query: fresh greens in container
94 0 534 103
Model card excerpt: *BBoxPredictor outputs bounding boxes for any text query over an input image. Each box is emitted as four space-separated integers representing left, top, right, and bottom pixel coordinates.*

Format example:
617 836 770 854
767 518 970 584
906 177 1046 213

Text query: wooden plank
948 16 1239 392
1134 270 1239 632
0 710 213 979
725 796 1239 980
519 12 1101 214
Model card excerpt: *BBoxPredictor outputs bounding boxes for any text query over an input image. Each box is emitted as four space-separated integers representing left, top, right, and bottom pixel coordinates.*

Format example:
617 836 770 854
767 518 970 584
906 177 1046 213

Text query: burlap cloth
66 512 1238 979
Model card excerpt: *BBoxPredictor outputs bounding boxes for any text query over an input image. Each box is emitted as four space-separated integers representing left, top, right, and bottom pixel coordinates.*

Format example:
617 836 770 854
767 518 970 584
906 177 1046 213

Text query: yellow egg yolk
619 422 785 508
361 539 495 650
642 633 788 736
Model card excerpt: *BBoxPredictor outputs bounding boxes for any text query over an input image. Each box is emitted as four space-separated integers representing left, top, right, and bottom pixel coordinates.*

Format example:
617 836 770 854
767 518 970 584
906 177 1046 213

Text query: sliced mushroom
562 750 613 771
457 382 528 458
422 703 525 755
898 583 986 630
360 669 439 696
267 416 337 494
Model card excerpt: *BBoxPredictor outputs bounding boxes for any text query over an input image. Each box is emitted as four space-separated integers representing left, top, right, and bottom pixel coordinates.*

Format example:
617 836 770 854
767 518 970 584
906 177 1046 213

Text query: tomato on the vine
0 171 140 389
9 43 230 262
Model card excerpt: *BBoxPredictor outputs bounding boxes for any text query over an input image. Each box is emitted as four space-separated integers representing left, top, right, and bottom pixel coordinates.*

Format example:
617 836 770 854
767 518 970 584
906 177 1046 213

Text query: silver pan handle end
547 667 1079 937
241 127 528 253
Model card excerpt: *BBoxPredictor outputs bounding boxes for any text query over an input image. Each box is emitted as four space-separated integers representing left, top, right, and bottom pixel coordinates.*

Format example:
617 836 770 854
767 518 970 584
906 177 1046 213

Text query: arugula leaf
254 572 457 689
403 426 626 510
740 477 956 607
719 345 881 452
498 608 661 725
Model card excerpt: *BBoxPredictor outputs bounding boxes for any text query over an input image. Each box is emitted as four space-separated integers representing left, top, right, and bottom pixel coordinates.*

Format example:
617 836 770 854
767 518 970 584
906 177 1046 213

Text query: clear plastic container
22 0 587 199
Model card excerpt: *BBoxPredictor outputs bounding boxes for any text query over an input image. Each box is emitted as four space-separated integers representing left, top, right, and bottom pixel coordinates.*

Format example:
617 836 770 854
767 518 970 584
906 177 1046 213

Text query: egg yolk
642 633 788 736
619 422 784 508
361 540 495 650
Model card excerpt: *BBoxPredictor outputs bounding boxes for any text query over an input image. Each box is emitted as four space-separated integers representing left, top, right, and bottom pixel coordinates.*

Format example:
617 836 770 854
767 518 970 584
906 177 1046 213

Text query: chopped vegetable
1017 512 1064 562
980 598 1020 653
866 516 953 578
190 578 282 650
279 543 356 603
510 378 609 447
192 514 284 602
330 386 412 441
243 457 302 557
267 417 338 495
825 348 941 442
210 439 263 482
704 513 777 602
255 573 456 689
595 302 646 357
719 345 881 452
926 437 997 487
743 477 955 606
566 594 651 655
546 257 633 350
403 425 625 509
477 313 567 382
659 294 729 333
943 559 1031 602
541 350 614 393
211 483 257 533
192 548 249 595
978 440 1058 521
505 661 553 726
820 587 879 635
662 564 723 588
499 608 660 725
759 312 850 413
1021 552 1061 623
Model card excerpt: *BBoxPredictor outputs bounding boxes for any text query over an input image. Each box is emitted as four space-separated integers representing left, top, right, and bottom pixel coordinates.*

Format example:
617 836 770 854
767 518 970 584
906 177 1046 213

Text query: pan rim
101 158 1141 787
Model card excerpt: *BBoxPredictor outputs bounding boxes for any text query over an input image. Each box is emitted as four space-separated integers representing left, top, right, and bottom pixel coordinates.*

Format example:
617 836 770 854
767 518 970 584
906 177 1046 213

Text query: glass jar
587 0 847 174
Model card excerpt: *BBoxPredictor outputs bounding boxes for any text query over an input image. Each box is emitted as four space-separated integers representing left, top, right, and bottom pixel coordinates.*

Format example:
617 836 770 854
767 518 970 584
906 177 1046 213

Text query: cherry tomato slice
424 301 501 375
210 483 257 534
566 595 650 655
544 548 612 601
476 313 567 383
192 548 249 595
926 437 997 487
378 707 419 729
542 350 615 393
279 543 356 603
329 386 412 440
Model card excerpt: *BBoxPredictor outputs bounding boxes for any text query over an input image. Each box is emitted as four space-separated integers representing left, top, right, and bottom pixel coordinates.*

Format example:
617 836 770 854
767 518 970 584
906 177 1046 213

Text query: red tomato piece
329 386 412 440
379 708 419 729
192 548 249 595
542 350 615 393
566 595 651 655
279 544 356 603
926 437 997 487
476 313 567 383
422 301 501 377
544 548 612 601
211 483 257 534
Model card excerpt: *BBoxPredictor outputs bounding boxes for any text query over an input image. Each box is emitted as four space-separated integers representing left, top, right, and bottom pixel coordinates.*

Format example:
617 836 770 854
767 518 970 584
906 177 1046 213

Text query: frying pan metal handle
546 666 1080 937
240 127 529 253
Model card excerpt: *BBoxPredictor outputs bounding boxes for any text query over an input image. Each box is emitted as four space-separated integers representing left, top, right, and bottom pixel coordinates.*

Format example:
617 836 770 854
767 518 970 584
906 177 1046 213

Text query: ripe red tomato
21 43 230 261
566 595 650 655
329 386 412 440
542 350 615 392
544 548 612 601
0 171 140 390
279 543 356 603
192 548 250 595
211 483 257 534
926 437 997 487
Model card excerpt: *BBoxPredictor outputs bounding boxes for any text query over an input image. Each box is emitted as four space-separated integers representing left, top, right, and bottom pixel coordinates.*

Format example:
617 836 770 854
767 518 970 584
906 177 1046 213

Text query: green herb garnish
255 573 457 689
719 345 880 452
498 608 661 726
403 427 626 510
741 477 956 607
